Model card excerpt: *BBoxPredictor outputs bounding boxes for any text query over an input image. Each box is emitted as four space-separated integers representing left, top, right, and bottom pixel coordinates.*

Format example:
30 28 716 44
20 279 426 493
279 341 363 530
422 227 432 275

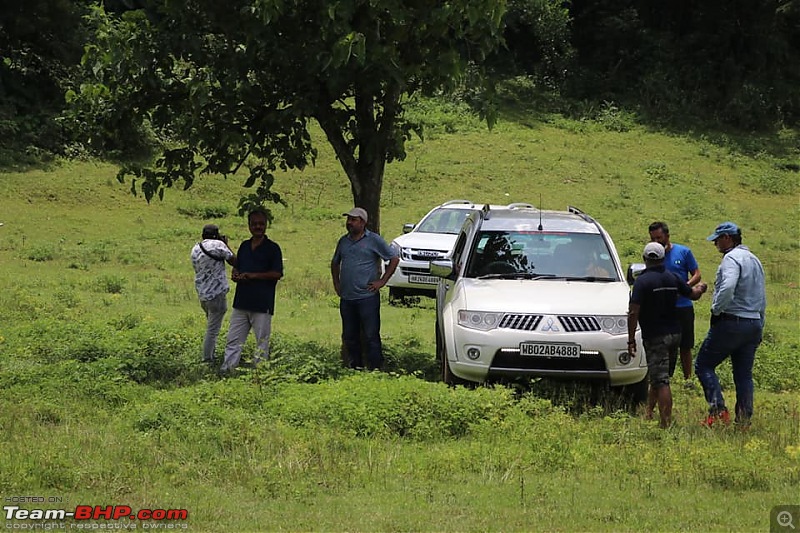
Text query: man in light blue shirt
695 222 766 428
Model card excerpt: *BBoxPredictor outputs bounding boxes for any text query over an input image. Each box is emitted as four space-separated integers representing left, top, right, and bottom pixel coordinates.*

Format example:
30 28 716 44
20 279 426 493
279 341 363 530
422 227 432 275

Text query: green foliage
69 0 507 232
176 203 232 219
26 245 55 262
566 0 800 129
403 97 485 137
0 0 94 164
93 273 126 294
267 374 518 440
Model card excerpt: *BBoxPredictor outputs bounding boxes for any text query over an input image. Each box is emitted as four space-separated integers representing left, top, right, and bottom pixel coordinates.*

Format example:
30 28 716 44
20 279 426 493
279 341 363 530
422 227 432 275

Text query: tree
0 0 91 160
71 0 507 231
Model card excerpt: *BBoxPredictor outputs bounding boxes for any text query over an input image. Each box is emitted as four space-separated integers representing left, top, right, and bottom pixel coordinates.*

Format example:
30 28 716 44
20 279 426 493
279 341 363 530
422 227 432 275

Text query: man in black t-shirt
628 242 707 427
220 209 283 373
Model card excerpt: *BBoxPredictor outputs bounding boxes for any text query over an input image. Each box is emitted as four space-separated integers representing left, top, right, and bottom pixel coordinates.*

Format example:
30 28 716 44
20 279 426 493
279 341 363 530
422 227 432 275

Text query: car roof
473 205 603 234
429 200 480 211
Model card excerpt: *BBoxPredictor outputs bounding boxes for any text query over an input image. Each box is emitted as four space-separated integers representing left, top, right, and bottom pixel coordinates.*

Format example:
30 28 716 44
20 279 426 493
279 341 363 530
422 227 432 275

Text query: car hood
459 279 631 315
392 232 458 252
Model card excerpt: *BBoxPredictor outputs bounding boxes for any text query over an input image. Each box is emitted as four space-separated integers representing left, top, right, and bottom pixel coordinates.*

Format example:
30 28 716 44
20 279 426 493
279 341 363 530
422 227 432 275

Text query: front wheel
615 374 649 408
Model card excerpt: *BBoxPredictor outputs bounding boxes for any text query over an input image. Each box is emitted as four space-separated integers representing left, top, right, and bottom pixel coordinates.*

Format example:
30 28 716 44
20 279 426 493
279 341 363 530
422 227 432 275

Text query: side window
450 231 468 274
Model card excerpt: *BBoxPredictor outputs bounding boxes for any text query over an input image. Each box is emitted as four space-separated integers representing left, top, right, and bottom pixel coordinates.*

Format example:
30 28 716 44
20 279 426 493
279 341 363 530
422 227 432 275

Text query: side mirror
430 259 455 280
402 223 415 234
627 263 646 286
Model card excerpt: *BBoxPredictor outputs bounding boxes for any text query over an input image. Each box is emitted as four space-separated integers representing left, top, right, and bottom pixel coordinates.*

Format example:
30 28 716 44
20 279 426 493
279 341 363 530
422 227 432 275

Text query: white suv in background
431 203 647 398
386 200 480 299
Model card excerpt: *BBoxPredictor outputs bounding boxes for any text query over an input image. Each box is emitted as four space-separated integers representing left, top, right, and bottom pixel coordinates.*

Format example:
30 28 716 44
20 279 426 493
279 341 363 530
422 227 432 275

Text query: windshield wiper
561 276 616 282
476 273 558 280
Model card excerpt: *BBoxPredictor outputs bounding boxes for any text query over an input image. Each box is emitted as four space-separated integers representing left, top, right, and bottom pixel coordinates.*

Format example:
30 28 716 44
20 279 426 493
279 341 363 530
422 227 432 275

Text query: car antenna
537 193 543 231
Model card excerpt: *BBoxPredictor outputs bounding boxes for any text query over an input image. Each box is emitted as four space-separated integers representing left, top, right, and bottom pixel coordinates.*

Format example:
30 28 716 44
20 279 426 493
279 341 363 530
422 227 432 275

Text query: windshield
465 231 618 280
416 208 472 234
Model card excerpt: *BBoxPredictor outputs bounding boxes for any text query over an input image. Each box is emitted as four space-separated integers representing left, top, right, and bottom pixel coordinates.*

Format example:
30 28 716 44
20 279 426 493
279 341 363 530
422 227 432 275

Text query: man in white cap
695 221 766 428
331 207 399 369
191 224 236 363
628 242 707 427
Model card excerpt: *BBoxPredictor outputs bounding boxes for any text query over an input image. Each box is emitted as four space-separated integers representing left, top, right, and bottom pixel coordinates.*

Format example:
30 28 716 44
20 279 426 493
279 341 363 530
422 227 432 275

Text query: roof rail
442 199 474 206
508 202 535 210
568 205 595 223
481 203 491 220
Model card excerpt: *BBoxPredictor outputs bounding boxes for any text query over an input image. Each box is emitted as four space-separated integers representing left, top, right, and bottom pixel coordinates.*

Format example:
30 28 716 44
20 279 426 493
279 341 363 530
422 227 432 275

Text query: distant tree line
1 0 798 163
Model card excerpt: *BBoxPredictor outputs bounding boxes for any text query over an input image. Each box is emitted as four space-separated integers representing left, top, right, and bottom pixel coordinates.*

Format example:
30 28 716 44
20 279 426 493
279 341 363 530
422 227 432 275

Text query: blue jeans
340 294 383 370
694 317 762 422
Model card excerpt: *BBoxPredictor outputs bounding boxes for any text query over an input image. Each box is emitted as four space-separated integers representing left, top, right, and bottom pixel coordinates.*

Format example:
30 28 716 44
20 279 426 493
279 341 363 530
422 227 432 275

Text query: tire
618 374 649 406
389 287 406 302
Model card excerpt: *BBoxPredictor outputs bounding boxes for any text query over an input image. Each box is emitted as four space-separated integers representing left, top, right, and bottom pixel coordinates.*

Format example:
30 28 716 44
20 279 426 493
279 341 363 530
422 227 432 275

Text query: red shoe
701 408 731 427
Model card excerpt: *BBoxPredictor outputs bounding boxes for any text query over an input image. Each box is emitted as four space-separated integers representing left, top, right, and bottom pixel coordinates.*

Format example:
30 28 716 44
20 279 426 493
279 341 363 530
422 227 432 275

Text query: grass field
0 98 798 531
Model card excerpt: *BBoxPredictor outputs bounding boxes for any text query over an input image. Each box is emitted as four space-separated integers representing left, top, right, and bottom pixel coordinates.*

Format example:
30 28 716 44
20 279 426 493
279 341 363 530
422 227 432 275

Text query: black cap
202 224 220 238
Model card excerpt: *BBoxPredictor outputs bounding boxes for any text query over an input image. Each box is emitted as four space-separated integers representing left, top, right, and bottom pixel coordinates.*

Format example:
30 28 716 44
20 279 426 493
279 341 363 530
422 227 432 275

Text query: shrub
94 273 126 294
266 373 518 440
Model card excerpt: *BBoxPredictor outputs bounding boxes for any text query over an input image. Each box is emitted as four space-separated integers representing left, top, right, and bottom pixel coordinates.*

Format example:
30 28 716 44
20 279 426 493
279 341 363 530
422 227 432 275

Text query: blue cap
706 221 741 241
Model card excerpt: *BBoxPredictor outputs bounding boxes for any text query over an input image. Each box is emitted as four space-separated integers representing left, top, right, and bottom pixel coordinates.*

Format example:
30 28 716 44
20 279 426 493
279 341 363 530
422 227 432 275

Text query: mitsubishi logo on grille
541 316 560 332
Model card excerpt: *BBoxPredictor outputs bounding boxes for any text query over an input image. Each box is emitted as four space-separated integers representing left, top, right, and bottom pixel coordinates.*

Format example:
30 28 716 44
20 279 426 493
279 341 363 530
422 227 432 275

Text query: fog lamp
618 352 632 365
466 347 481 360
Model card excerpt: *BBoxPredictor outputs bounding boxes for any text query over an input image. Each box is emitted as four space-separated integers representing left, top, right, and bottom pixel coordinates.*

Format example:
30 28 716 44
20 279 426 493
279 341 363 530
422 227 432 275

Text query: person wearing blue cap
695 222 766 428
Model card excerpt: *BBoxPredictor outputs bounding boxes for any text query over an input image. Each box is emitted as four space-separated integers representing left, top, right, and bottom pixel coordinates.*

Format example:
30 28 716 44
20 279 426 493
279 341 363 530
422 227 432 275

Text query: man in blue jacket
696 222 766 428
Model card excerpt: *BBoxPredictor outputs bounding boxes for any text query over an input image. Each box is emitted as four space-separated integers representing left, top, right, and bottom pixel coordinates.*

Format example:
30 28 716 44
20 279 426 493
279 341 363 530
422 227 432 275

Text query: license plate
520 343 580 358
409 274 439 285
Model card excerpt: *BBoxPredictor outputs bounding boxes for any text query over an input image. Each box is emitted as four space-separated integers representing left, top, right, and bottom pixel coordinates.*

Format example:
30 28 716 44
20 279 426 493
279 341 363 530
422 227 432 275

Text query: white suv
386 200 480 299
431 204 647 397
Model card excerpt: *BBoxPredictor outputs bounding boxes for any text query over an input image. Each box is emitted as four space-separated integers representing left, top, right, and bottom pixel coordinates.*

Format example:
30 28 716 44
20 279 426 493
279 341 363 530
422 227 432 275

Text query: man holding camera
191 224 237 364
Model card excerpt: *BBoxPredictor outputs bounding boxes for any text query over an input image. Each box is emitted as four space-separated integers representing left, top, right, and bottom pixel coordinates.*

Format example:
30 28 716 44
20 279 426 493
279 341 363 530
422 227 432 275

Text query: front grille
490 350 607 372
558 315 600 332
409 250 446 261
499 314 543 331
399 266 430 275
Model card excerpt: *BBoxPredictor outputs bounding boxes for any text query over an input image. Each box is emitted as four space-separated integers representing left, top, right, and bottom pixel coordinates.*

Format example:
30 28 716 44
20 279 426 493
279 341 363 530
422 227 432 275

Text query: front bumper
445 326 647 386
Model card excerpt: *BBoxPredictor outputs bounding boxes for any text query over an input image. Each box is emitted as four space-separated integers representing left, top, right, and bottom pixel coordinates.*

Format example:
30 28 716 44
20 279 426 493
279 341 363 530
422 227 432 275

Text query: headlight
598 315 628 335
458 310 504 331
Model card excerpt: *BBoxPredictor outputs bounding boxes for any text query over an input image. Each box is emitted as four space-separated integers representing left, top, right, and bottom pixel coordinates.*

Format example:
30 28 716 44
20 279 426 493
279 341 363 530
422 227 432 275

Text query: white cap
643 242 665 260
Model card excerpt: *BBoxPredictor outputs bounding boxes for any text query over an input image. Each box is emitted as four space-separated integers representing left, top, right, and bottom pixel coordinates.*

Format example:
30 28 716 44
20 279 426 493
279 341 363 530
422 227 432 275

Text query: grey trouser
200 292 228 362
221 308 273 371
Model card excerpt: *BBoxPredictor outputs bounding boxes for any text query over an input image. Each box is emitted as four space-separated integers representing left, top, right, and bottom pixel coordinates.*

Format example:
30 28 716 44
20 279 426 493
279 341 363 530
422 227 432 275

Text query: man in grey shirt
695 222 766 428
331 207 399 370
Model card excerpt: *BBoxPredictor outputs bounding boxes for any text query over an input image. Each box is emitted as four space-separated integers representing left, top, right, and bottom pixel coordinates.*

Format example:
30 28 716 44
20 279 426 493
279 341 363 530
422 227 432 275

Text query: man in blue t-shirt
628 242 708 427
220 209 283 373
649 221 702 383
331 207 399 370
